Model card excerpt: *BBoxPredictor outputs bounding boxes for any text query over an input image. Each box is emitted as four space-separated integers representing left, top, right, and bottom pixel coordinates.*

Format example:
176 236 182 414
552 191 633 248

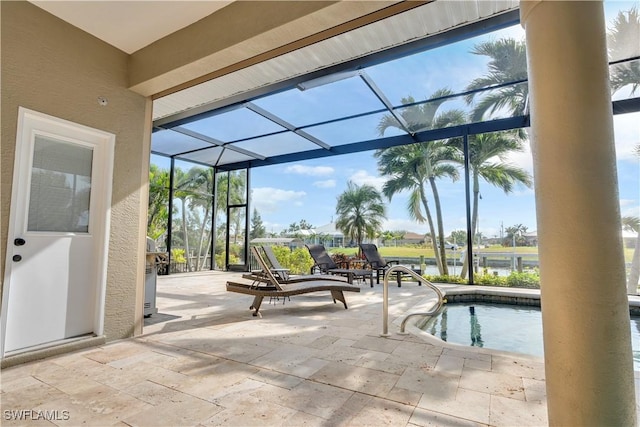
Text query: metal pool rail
381 265 445 337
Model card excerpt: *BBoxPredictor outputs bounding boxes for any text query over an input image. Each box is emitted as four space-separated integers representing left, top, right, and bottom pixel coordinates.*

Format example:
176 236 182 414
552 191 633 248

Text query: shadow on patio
1 271 548 426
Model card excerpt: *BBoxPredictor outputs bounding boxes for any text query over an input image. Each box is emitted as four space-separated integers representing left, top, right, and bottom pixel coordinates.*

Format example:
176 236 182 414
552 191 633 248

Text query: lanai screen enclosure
148 2 639 289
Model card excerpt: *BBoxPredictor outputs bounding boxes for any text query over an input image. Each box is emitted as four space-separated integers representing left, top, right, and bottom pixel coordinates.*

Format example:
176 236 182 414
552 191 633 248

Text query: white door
1 108 114 356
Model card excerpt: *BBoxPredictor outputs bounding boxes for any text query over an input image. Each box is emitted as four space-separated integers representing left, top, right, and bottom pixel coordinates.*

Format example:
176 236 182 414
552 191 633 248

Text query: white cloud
285 164 335 176
620 199 640 218
263 221 284 233
251 187 306 213
313 179 336 188
349 170 387 191
511 188 536 197
614 113 640 161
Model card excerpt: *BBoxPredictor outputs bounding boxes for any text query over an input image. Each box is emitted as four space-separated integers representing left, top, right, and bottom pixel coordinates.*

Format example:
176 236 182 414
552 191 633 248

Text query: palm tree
380 230 396 246
335 181 386 252
608 6 640 95
505 224 529 246
216 170 246 215
189 167 214 270
376 89 465 275
376 142 460 274
174 166 210 271
147 164 170 241
623 143 640 294
464 38 528 121
623 216 640 294
448 131 532 278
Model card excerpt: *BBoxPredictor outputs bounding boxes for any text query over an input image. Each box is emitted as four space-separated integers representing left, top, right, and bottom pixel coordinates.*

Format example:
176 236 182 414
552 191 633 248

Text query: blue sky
250 3 640 238
249 111 638 238
153 1 640 239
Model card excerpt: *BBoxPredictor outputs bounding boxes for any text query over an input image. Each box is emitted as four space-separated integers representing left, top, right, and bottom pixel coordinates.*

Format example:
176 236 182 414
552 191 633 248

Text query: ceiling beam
132 1 425 98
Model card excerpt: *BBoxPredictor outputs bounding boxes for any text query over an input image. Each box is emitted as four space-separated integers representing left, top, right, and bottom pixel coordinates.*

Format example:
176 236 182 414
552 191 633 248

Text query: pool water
418 302 640 369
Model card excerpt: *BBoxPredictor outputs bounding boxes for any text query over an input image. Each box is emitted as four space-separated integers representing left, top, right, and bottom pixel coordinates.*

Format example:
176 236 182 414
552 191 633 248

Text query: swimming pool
417 302 640 369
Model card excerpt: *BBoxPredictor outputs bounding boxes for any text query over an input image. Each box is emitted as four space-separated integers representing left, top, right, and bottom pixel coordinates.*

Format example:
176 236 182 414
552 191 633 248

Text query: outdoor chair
260 245 291 280
244 246 347 284
227 246 360 316
360 243 405 287
305 244 374 287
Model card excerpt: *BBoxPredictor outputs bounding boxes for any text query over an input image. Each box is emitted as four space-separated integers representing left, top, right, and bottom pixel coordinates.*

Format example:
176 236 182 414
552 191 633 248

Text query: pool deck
1 271 638 426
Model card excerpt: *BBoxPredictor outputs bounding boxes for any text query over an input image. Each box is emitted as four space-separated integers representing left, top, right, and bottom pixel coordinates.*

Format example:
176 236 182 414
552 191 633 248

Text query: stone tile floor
0 270 631 426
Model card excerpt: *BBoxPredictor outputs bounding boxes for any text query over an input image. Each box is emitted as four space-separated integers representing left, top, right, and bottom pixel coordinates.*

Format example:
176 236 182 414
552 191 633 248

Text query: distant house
522 231 538 246
310 223 344 248
398 232 426 245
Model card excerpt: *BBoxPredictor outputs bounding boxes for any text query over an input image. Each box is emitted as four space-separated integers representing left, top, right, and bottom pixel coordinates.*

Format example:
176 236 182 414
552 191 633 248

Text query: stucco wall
1 1 149 341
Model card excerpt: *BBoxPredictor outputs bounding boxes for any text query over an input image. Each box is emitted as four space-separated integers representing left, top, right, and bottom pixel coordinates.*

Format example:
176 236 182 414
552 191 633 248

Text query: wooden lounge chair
305 244 374 287
360 243 408 287
227 247 360 316
244 246 347 284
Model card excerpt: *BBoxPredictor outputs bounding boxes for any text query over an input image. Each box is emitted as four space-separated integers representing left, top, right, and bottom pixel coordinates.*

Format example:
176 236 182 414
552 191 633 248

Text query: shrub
270 245 291 267
270 246 314 275
474 273 508 287
171 248 186 263
215 252 238 269
424 269 541 288
288 248 314 274
506 271 540 288
425 274 468 284
331 252 350 268
229 243 243 258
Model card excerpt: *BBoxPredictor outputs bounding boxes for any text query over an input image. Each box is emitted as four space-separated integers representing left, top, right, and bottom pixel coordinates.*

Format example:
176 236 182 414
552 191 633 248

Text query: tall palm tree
335 181 386 252
375 142 460 274
174 166 209 271
608 6 640 95
215 171 246 215
623 215 640 294
464 38 528 121
376 89 465 275
448 131 532 278
189 167 214 271
623 143 640 294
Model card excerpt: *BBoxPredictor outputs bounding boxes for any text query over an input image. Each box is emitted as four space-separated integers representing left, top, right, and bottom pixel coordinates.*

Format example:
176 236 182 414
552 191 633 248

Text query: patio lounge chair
244 246 348 284
360 243 418 287
257 245 291 281
227 246 360 316
306 244 374 287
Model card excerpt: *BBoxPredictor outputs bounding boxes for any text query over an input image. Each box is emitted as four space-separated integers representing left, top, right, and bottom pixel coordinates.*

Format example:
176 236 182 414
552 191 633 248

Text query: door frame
1 107 115 357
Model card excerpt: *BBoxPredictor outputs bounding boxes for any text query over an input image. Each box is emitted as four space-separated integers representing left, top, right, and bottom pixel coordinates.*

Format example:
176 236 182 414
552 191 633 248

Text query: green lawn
328 245 538 258
328 245 635 262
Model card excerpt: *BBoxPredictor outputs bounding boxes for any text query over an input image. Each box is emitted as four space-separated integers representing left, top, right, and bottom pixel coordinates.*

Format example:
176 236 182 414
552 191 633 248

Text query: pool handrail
381 265 445 336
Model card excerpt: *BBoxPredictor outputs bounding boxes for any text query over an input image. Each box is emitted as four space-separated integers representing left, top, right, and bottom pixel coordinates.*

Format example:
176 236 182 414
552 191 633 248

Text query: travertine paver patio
2 270 563 426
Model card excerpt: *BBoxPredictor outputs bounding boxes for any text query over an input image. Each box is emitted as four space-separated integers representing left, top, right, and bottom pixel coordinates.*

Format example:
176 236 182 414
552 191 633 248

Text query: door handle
14 238 25 246
12 255 22 262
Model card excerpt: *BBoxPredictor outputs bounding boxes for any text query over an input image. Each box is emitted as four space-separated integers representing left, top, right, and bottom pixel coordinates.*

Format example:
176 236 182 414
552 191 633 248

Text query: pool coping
399 285 545 363
399 284 640 365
